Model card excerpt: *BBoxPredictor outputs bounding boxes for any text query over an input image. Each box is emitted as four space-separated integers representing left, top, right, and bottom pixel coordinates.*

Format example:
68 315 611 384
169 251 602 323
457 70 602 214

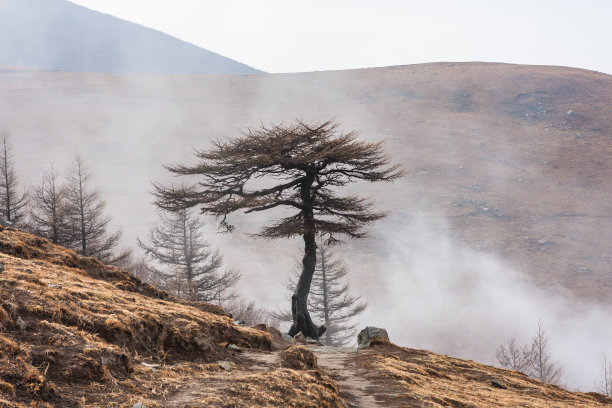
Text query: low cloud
362 215 612 391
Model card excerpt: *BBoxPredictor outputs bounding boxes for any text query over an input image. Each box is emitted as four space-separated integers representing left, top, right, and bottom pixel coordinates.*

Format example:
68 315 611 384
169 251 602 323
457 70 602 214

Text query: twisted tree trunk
288 230 326 339
288 171 326 339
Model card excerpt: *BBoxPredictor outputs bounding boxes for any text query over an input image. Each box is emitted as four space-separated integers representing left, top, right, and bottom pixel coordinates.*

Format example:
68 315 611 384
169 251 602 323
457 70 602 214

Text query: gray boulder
16 316 27 330
357 326 389 348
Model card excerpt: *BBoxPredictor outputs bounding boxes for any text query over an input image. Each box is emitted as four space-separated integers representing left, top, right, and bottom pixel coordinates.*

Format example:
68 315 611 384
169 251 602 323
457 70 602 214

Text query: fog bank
363 216 611 390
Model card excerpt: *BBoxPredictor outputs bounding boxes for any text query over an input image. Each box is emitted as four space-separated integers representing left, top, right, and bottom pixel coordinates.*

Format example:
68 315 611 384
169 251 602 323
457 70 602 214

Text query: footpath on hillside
246 343 392 408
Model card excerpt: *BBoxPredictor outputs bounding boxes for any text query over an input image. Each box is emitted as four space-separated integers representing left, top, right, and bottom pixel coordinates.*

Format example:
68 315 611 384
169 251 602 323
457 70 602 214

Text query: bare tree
29 164 67 244
595 354 612 397
138 208 240 303
63 154 123 263
529 320 562 384
279 237 366 345
496 337 532 372
0 130 28 225
496 320 562 385
153 119 403 339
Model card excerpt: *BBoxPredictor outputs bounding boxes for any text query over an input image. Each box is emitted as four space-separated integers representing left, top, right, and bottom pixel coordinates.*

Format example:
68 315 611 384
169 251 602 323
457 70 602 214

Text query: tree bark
288 230 326 339
288 172 326 339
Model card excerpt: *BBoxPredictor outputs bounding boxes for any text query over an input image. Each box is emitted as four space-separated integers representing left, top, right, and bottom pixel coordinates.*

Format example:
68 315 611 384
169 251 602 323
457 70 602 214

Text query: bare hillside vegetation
0 227 610 407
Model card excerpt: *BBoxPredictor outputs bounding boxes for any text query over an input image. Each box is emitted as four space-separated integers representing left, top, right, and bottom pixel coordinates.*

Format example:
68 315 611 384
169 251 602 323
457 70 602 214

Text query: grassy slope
0 227 610 407
0 226 339 407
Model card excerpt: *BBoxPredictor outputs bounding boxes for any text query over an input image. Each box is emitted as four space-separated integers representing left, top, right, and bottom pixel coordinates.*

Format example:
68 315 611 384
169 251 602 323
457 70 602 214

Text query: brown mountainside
0 227 610 407
0 62 610 305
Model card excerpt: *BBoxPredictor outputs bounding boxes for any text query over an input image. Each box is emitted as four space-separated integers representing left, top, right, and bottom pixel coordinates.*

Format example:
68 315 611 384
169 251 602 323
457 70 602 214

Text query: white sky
70 0 612 74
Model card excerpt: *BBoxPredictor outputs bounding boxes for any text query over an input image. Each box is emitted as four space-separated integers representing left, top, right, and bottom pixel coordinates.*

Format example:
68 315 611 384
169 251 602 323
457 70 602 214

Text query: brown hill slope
0 227 611 407
1 62 610 306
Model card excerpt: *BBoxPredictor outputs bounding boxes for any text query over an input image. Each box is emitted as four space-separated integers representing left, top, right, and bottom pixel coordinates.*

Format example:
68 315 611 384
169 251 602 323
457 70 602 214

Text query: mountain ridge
0 0 262 75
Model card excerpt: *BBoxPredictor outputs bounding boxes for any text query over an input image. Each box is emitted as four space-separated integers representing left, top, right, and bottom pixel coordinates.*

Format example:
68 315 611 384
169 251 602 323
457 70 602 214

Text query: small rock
25 269 33 274
132 403 147 408
491 379 507 389
48 283 63 289
218 361 232 371
234 319 247 326
567 110 574 116
227 344 241 351
16 316 27 330
348 403 359 408
357 326 389 348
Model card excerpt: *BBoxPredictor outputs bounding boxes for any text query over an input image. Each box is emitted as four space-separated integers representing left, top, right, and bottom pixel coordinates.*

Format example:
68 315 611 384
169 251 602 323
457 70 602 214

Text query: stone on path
357 326 389 348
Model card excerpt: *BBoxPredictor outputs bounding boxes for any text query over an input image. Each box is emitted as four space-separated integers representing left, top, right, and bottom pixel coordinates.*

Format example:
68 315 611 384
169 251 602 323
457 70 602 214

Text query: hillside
0 0 261 74
1 62 611 383
1 62 610 300
0 226 610 407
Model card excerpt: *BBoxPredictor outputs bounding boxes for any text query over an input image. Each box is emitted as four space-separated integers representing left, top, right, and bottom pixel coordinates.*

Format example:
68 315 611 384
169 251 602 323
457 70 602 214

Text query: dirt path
310 346 386 408
246 345 392 408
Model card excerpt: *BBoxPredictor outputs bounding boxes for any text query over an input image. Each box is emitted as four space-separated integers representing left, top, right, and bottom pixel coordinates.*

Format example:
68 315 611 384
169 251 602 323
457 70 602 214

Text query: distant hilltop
0 0 263 75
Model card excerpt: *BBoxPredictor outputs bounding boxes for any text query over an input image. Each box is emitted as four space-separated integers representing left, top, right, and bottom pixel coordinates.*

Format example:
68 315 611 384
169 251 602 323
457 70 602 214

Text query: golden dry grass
1 226 611 407
352 339 612 407
0 227 282 406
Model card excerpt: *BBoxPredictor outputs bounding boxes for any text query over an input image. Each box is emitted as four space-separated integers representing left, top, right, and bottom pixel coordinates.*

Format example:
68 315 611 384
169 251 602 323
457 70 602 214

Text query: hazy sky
69 0 612 74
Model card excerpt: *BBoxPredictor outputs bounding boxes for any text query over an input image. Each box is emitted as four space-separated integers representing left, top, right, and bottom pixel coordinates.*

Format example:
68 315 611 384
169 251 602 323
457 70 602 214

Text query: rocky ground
0 226 610 407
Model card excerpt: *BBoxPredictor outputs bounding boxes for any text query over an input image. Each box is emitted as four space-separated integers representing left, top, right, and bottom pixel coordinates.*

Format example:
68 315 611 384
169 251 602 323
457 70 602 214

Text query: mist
1 2 612 395
361 215 612 390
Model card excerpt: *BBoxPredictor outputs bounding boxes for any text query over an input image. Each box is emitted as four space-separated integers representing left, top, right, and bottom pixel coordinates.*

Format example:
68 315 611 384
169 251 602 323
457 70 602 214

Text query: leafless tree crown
29 164 66 244
0 130 28 225
138 208 239 303
153 119 404 241
496 320 562 385
596 354 612 397
62 154 124 263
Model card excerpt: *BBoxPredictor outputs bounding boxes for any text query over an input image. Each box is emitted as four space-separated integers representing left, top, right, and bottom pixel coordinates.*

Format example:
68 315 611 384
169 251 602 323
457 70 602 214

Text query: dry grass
0 227 283 407
1 226 610 407
353 339 612 407
281 345 319 370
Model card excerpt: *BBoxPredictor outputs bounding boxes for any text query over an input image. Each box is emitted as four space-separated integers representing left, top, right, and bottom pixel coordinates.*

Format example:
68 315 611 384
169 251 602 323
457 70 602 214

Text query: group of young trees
29 155 126 263
496 320 563 384
0 132 125 262
1 128 240 304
